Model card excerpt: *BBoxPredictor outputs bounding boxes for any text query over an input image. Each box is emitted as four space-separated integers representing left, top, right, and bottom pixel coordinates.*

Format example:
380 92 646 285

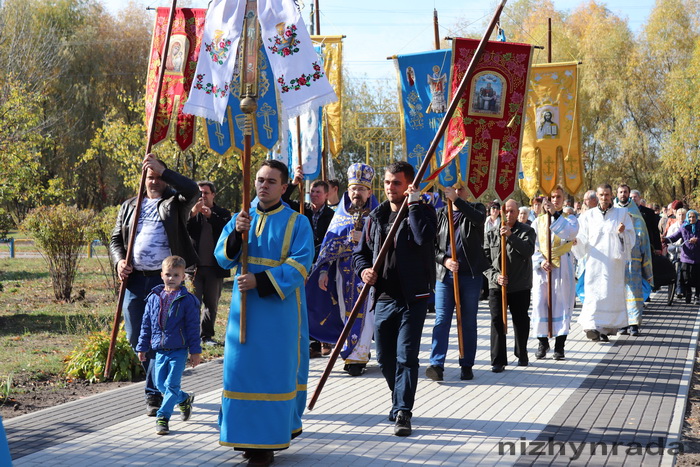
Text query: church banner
145 8 206 151
395 49 451 189
204 45 280 155
311 35 343 158
519 62 583 198
432 39 533 201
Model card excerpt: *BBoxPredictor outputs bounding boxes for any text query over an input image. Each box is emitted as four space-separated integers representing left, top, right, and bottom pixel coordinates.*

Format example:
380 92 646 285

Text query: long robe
215 204 314 450
573 206 635 334
531 212 579 337
613 199 654 326
306 192 379 364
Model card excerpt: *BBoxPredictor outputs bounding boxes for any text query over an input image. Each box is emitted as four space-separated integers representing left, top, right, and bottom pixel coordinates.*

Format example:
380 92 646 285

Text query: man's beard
350 198 366 210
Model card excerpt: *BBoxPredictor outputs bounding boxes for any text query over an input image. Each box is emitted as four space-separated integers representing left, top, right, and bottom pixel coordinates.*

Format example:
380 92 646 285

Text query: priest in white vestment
573 184 635 340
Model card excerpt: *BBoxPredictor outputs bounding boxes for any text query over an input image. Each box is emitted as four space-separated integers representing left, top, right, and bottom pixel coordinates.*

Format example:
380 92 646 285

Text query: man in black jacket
187 181 231 346
426 184 487 382
353 161 437 437
110 153 199 415
484 199 536 373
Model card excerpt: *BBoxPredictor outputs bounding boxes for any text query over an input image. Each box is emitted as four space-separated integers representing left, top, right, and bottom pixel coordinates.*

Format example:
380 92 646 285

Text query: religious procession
2 0 700 466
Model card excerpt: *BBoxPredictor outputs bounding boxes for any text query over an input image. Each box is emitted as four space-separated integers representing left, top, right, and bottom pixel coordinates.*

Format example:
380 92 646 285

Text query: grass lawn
0 242 232 394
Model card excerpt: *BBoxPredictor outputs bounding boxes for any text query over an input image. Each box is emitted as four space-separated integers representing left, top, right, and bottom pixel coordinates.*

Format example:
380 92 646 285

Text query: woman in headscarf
664 209 700 304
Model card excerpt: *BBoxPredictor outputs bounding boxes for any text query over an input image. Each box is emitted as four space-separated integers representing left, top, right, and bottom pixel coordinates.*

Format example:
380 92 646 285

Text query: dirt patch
0 373 137 420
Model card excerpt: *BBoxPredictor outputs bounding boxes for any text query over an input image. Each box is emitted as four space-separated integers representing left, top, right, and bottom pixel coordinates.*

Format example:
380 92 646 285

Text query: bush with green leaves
21 204 95 301
65 327 143 383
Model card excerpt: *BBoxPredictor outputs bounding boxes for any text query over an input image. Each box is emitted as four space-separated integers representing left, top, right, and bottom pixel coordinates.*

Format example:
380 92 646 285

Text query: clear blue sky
101 0 658 81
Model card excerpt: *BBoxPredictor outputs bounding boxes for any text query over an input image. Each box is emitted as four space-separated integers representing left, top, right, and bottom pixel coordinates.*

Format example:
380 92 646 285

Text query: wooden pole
104 0 179 379
238 0 262 344
296 117 305 214
308 0 509 411
546 19 553 338
500 205 508 334
448 199 464 359
435 7 463 358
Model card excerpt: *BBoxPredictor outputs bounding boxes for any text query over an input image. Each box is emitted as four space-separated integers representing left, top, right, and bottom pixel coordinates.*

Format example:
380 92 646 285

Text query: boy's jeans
154 348 190 420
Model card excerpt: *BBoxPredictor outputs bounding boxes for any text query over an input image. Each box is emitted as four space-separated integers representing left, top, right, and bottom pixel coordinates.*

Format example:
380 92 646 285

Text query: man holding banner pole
484 199 535 373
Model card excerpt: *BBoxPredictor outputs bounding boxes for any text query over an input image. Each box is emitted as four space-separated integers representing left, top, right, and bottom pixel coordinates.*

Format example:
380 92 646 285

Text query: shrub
65 327 142 383
21 204 95 301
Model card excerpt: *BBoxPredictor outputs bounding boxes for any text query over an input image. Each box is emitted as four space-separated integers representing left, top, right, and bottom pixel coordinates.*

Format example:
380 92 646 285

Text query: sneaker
425 365 443 381
618 327 629 335
629 325 639 336
599 333 610 342
535 339 550 359
155 417 169 435
179 393 195 421
553 350 565 360
146 396 162 417
460 366 474 380
202 338 222 346
394 410 412 436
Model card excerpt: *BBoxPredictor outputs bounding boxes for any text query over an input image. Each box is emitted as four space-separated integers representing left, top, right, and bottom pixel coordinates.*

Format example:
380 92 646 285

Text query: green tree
21 205 95 301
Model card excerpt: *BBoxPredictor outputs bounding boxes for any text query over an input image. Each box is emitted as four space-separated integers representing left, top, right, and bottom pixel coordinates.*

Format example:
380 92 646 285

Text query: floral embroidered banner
429 39 533 201
519 62 583 198
145 8 206 151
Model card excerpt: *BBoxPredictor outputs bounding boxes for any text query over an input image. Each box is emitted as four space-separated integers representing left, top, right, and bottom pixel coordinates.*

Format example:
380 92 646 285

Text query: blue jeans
430 274 481 368
154 349 190 420
374 298 428 418
123 273 163 399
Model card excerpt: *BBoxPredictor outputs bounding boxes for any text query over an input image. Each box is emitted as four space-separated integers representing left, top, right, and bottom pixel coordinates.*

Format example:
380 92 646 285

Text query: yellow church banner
311 35 343 158
520 62 583 198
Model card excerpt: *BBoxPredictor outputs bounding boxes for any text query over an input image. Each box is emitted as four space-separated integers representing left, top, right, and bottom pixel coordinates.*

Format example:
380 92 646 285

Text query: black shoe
535 338 549 359
599 333 609 342
618 327 629 335
179 393 195 421
202 337 223 347
345 364 364 377
585 329 601 341
686 295 692 304
247 450 274 467
146 396 162 417
425 365 443 381
394 410 412 436
518 358 529 367
491 364 505 373
155 417 169 435
553 350 565 360
388 410 396 422
629 325 639 336
460 366 474 380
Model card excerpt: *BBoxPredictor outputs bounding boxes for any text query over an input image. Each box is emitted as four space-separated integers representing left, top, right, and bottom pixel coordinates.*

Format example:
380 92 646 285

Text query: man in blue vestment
215 159 314 467
307 163 379 376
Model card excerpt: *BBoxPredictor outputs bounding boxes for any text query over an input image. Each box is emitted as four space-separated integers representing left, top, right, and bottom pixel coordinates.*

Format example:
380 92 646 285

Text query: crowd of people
108 154 696 467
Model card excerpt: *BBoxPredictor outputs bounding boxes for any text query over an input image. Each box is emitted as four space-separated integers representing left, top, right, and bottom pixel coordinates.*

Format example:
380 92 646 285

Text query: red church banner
145 8 206 151
429 39 533 201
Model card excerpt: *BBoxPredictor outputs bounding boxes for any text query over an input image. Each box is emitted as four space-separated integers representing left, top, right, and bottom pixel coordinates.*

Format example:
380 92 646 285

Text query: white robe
532 213 579 337
573 206 635 333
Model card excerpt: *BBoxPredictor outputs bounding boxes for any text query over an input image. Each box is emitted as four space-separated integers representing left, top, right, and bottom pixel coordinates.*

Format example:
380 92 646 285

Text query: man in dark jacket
110 153 199 415
353 161 437 437
187 181 231 346
484 199 536 373
426 183 487 382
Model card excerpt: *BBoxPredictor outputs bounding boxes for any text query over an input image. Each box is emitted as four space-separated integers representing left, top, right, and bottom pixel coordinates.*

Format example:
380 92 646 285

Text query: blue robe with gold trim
215 204 313 450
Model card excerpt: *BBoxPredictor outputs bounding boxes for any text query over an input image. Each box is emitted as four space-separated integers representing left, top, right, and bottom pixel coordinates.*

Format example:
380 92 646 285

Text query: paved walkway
5 291 698 466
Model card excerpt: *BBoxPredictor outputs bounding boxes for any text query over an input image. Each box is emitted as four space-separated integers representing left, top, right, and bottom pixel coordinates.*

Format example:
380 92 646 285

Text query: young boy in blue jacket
137 255 202 435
